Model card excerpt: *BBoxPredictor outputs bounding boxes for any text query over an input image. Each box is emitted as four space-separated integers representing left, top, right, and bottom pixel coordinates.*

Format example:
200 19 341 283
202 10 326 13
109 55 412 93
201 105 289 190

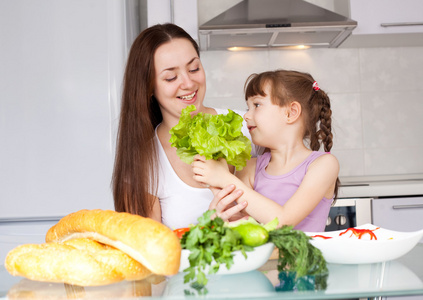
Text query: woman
112 23 262 229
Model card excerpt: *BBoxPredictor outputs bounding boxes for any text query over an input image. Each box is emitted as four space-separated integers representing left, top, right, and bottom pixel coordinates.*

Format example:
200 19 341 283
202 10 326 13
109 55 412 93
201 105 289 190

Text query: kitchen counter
338 173 423 198
2 244 423 299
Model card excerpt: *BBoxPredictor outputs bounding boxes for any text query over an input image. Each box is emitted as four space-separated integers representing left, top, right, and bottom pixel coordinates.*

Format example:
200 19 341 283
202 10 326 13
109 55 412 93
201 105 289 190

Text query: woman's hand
191 155 234 188
208 185 248 222
192 155 248 221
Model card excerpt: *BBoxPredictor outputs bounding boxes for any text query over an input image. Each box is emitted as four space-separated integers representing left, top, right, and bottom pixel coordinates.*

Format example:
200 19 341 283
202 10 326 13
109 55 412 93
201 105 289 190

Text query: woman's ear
286 101 301 123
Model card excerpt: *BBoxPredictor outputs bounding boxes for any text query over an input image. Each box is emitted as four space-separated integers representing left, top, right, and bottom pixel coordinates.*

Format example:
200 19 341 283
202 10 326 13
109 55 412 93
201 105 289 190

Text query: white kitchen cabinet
0 0 132 220
372 196 423 242
372 197 423 300
350 0 423 35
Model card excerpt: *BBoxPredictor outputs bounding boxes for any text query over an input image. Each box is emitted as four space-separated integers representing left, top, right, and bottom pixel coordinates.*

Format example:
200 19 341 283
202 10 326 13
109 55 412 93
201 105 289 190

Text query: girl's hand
191 155 234 188
208 185 248 222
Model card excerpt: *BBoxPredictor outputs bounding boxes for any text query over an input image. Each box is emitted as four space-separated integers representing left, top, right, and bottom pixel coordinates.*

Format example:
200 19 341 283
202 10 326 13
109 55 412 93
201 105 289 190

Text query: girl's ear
286 101 301 123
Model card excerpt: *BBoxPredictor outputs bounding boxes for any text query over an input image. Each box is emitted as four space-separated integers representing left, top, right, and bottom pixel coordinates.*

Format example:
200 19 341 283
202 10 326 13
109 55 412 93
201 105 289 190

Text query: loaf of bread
45 209 181 275
5 238 152 286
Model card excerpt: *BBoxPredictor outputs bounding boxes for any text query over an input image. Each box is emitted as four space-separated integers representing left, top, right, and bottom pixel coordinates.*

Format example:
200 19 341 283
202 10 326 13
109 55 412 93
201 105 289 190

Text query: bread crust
5 239 152 286
45 209 181 275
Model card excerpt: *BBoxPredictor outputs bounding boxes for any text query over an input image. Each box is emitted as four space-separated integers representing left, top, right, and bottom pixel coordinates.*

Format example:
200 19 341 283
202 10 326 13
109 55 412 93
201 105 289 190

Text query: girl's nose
244 110 251 120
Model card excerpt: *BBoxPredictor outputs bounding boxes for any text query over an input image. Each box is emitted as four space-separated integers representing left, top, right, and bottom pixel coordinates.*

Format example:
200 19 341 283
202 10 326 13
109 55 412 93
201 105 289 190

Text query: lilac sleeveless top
254 151 332 232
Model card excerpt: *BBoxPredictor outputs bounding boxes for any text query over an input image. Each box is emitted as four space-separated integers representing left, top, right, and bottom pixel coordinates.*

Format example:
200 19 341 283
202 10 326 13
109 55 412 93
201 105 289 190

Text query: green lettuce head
169 105 252 170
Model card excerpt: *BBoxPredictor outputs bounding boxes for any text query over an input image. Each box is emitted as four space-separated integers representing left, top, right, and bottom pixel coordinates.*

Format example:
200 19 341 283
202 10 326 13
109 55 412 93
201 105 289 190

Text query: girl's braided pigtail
307 87 333 152
317 91 334 152
312 87 339 200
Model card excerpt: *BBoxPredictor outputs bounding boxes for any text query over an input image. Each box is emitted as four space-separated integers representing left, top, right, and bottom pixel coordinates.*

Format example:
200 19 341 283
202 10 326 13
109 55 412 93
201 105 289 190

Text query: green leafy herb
169 105 252 170
181 214 328 292
180 210 253 290
268 225 328 277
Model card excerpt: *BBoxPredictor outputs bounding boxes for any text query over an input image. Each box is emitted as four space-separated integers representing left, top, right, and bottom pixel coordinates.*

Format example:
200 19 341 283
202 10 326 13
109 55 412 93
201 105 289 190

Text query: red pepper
173 227 190 239
339 228 378 240
312 234 333 239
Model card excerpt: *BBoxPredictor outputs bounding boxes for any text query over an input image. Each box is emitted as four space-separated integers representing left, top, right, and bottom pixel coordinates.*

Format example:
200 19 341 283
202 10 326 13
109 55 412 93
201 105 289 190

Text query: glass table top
1 244 423 300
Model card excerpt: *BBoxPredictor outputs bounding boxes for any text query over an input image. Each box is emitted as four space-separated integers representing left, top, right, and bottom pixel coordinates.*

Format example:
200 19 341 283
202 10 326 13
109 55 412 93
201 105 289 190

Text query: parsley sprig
180 210 253 290
180 212 328 291
269 225 328 277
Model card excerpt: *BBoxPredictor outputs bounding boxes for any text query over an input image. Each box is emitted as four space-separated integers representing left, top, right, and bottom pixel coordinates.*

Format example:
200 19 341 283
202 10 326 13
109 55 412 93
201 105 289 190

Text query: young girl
192 70 340 232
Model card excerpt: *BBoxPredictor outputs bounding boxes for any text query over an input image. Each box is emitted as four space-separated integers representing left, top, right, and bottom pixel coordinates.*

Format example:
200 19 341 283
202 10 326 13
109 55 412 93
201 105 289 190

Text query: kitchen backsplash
200 46 423 177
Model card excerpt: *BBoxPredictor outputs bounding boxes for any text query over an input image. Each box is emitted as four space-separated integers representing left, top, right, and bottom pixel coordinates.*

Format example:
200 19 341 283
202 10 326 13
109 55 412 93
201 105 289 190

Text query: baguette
63 238 152 281
45 209 181 275
5 238 151 286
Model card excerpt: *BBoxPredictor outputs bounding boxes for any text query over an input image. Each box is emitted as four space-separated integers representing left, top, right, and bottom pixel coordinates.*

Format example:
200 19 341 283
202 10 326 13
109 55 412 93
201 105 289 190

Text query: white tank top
155 108 263 230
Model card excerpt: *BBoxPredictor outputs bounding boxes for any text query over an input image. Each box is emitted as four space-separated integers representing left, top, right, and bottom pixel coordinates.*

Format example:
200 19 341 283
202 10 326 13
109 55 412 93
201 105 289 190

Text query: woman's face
153 38 206 122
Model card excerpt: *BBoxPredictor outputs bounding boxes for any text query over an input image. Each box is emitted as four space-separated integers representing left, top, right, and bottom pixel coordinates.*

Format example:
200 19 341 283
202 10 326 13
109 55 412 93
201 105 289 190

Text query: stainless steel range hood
198 0 357 51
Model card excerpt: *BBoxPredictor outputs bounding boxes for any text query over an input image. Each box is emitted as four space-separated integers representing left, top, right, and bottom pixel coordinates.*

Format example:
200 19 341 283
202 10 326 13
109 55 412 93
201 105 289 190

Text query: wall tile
331 93 363 150
361 91 423 149
268 48 361 94
331 149 365 177
359 47 423 92
364 147 423 175
200 50 269 99
201 46 423 177
400 47 423 91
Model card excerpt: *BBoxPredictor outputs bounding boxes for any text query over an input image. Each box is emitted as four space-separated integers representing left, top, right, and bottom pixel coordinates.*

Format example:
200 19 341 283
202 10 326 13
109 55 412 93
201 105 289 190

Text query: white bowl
306 224 423 264
179 242 274 275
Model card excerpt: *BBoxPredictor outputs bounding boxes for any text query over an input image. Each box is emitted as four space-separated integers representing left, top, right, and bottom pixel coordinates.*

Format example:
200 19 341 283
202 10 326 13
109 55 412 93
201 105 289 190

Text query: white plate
306 224 423 264
179 242 274 275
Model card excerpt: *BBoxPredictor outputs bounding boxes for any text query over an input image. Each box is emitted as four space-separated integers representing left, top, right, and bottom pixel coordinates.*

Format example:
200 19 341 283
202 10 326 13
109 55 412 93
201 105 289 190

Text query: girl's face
153 38 206 123
244 83 287 147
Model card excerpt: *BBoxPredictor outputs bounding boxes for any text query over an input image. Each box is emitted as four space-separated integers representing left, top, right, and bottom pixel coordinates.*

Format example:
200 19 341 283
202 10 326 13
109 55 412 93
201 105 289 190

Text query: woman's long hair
112 23 200 216
244 70 339 200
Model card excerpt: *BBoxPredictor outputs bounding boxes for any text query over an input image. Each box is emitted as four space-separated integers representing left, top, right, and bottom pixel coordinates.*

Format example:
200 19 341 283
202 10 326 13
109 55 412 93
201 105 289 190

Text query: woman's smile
178 91 197 103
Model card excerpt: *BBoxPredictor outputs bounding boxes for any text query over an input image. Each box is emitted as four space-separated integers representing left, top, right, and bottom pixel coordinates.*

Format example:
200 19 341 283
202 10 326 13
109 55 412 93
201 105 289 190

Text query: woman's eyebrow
187 57 199 65
160 57 199 74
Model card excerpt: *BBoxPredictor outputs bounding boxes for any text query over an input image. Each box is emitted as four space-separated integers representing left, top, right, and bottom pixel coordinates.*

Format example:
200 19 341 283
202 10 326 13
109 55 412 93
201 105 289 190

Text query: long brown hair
112 24 200 216
244 70 339 199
